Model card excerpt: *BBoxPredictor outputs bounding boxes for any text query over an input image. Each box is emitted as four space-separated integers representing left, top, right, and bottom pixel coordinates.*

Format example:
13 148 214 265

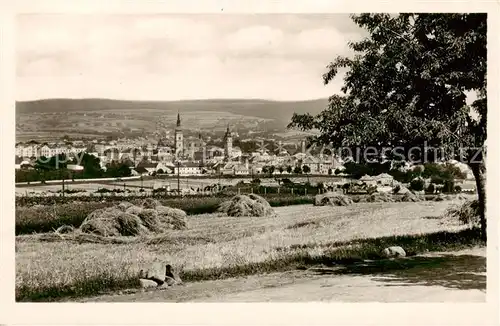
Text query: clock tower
174 112 183 159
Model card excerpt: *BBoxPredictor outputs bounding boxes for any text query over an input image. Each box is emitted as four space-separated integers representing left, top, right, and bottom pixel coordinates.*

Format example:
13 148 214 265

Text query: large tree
289 13 487 239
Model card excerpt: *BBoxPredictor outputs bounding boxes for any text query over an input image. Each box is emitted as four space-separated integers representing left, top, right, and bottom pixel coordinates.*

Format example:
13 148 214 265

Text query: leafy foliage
410 178 425 192
289 13 486 163
288 13 487 238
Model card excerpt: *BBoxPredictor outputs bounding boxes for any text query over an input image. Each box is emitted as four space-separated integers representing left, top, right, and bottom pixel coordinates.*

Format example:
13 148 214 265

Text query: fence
15 184 326 206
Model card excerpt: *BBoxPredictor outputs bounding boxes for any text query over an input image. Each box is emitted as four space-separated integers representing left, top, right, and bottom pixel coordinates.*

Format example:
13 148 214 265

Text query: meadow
15 195 315 234
15 198 482 301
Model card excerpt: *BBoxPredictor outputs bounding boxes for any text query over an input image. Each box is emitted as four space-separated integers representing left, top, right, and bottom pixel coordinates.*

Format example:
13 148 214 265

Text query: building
189 133 206 163
224 125 233 160
174 112 184 158
174 162 203 176
360 173 395 186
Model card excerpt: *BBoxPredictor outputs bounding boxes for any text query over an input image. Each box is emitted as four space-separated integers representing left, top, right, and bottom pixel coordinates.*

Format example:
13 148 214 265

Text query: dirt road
83 247 486 302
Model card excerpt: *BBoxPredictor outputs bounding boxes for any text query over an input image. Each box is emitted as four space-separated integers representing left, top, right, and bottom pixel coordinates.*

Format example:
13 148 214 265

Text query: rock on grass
382 246 406 258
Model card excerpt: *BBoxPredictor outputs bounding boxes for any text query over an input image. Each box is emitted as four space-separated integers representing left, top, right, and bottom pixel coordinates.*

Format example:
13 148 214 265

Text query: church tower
174 112 183 159
224 124 233 160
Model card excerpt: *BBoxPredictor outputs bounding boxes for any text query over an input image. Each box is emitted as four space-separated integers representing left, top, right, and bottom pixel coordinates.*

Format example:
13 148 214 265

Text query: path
81 247 486 302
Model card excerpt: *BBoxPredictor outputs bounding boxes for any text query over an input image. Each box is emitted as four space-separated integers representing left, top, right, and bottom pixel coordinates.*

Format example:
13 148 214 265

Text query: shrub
425 183 435 194
430 176 445 185
410 178 425 192
454 185 462 193
443 179 455 193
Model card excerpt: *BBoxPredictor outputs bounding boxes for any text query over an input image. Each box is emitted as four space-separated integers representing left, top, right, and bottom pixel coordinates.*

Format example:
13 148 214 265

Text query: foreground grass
16 200 475 301
16 228 483 301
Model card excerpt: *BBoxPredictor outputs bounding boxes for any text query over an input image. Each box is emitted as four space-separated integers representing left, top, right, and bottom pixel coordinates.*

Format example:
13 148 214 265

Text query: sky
16 14 364 102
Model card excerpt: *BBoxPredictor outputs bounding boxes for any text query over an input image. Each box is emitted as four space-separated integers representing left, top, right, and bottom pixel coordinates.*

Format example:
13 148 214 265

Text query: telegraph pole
177 161 180 194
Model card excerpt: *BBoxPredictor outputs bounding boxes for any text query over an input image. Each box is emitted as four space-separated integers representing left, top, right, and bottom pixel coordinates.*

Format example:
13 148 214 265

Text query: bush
443 179 455 193
410 178 425 192
430 176 445 185
425 183 435 194
454 185 462 193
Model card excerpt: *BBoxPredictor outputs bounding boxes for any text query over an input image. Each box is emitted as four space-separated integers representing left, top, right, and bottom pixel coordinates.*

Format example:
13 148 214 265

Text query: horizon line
16 96 330 103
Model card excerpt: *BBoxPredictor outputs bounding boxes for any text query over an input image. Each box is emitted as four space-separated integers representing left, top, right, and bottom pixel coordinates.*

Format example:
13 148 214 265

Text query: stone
139 279 159 289
165 276 177 286
382 246 406 258
157 283 170 290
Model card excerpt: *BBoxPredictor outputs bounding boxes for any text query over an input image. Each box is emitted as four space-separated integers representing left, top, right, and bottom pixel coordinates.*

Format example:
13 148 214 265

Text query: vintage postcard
1 0 499 325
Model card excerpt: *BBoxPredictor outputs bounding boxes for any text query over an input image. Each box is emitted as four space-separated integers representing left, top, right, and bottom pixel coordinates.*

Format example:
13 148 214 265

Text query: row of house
15 141 87 159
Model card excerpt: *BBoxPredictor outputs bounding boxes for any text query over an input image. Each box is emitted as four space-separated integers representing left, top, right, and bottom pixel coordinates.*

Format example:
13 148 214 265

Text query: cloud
225 25 284 54
16 14 363 101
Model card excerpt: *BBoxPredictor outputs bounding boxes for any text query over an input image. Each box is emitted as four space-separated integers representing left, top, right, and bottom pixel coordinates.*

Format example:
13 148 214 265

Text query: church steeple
176 112 181 128
174 111 183 158
224 123 233 161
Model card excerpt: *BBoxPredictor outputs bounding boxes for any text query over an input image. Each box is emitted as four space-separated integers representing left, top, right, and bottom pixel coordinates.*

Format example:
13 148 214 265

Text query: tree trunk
469 162 487 241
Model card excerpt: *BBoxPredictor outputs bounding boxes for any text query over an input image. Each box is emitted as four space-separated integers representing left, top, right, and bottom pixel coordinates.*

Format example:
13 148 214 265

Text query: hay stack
156 206 188 230
80 201 188 236
365 192 394 203
140 198 162 209
400 191 421 202
117 201 135 211
80 207 148 237
445 199 480 226
218 194 277 217
314 192 353 206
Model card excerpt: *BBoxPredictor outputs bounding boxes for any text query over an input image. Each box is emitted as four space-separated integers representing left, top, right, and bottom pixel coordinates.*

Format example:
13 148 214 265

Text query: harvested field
16 199 474 301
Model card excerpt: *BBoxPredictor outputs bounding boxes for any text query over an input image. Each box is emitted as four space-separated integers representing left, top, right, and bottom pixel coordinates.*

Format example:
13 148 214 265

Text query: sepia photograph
13 10 490 306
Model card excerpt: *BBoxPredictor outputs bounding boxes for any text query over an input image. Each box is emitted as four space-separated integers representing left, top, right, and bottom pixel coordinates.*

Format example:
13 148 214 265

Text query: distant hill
16 98 329 126
15 98 330 141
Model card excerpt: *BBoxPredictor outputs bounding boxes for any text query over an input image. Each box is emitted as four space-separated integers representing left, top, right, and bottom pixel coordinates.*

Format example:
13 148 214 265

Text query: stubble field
15 198 480 301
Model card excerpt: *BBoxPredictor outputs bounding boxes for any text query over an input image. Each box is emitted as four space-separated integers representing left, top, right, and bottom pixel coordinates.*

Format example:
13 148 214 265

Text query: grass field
15 195 315 234
15 199 480 301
